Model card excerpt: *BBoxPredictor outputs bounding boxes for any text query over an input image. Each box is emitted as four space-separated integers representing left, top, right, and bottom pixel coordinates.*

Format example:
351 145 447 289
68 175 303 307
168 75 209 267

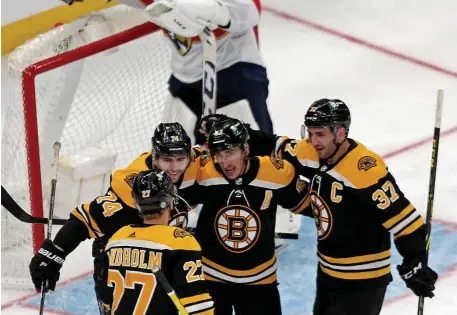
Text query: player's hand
29 239 66 292
198 114 229 136
397 258 438 298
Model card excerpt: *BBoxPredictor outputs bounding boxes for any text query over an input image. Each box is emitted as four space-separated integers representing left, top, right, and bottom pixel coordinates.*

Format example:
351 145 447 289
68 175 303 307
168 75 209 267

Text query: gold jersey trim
201 256 277 284
320 265 391 280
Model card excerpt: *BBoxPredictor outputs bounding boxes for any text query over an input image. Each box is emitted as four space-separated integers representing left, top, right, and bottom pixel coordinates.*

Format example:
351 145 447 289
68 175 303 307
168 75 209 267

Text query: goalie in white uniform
66 0 273 145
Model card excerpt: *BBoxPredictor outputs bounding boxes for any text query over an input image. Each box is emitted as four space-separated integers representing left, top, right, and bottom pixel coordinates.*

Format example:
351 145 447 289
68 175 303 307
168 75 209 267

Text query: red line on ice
263 6 457 79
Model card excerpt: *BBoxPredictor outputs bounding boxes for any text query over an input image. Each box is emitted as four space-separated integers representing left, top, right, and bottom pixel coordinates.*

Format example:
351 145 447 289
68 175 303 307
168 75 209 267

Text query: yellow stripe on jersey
196 161 226 185
318 249 390 265
382 204 415 229
202 256 277 284
320 265 391 280
202 274 224 282
201 255 276 277
108 225 201 251
70 208 97 239
254 156 296 188
111 152 151 208
180 293 212 306
394 216 425 240
332 142 388 189
247 272 277 285
82 203 103 235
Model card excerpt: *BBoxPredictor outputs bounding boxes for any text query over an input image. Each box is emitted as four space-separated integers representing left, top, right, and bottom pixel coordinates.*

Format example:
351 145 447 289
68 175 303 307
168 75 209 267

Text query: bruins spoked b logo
310 192 333 240
214 205 261 253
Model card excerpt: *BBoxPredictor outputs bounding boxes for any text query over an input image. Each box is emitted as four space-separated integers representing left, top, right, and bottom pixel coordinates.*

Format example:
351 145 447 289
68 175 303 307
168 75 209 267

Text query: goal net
1 5 171 287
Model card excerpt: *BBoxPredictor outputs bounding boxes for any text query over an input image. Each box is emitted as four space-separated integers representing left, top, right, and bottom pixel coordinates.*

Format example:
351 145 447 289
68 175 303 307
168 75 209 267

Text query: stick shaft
417 89 443 315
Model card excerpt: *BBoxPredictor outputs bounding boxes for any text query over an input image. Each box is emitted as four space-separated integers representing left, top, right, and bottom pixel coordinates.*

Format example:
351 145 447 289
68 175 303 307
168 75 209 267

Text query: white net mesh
1 5 171 286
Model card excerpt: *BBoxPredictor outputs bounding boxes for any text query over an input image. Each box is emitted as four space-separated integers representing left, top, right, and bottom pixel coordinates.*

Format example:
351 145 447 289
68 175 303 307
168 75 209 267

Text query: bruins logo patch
124 173 137 188
358 156 377 171
174 228 192 239
200 154 210 167
270 157 284 170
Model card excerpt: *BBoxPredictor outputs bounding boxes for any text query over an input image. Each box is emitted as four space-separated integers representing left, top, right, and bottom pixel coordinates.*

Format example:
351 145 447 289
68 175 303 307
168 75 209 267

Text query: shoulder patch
174 228 192 239
200 154 210 167
270 156 284 170
358 156 377 171
124 173 137 188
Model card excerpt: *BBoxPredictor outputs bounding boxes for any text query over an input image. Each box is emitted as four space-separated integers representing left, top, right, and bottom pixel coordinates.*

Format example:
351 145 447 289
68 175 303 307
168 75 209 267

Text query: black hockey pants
207 281 282 315
313 284 387 315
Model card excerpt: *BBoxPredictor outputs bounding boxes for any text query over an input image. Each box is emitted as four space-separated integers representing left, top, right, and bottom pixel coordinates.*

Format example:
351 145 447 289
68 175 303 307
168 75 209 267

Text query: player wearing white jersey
64 0 273 144
148 0 273 145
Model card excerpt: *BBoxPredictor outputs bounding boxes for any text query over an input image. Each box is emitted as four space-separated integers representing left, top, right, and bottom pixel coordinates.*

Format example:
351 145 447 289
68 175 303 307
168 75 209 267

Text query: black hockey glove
29 239 66 292
198 114 229 136
397 258 438 298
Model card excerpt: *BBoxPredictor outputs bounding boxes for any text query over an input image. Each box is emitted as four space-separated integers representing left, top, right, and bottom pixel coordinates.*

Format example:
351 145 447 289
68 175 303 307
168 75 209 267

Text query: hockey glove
29 239 66 292
198 114 231 136
397 258 438 298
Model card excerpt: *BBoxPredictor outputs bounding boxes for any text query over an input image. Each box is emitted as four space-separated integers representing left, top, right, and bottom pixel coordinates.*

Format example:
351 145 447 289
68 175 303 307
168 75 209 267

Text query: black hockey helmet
132 169 176 215
207 118 249 154
303 99 351 137
152 123 192 157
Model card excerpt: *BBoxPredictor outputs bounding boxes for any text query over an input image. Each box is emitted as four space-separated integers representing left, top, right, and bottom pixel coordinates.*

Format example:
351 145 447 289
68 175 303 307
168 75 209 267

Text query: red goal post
1 5 170 286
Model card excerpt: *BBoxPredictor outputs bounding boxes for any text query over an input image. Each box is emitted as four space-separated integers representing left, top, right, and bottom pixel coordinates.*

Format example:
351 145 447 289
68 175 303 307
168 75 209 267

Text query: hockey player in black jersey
200 101 438 315
179 119 310 315
29 122 198 314
105 169 214 315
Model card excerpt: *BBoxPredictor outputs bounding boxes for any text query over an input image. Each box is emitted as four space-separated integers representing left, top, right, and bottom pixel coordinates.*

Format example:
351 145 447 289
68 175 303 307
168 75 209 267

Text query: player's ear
336 126 346 143
244 144 250 158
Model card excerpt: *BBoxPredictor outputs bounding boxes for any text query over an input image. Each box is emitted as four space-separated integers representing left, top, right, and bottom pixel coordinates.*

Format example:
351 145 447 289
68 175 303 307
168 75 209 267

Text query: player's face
307 127 338 159
155 155 189 183
215 146 246 179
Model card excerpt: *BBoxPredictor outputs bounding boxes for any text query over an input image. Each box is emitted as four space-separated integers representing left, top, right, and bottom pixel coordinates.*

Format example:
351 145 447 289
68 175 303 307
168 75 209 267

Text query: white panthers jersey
118 0 265 83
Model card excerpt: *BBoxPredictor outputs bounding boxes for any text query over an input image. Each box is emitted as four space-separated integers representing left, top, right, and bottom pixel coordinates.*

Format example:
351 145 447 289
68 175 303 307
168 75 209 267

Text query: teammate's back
105 169 214 315
107 225 212 315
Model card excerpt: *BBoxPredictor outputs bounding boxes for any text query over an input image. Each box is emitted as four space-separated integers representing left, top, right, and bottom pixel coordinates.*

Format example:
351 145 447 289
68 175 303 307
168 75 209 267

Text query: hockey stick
199 27 217 116
39 142 62 315
152 266 189 315
3 186 299 240
417 90 443 315
2 190 299 240
1 186 67 225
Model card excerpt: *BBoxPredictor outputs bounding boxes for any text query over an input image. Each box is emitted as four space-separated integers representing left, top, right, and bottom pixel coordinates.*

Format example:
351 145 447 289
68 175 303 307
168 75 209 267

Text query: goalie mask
302 99 351 138
132 169 177 216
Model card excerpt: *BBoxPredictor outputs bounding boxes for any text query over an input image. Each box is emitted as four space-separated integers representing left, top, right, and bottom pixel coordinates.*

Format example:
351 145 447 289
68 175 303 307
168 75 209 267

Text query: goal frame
20 21 160 254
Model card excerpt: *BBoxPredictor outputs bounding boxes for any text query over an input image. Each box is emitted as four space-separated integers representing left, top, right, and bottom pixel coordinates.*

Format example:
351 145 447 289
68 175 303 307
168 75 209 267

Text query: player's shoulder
110 151 152 207
107 225 201 252
334 140 388 189
255 156 296 188
195 154 225 183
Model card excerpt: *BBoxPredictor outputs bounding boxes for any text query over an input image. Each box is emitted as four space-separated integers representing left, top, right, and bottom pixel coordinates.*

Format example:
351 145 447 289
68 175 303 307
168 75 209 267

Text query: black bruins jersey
179 155 310 285
106 225 214 315
70 151 194 244
273 137 426 289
